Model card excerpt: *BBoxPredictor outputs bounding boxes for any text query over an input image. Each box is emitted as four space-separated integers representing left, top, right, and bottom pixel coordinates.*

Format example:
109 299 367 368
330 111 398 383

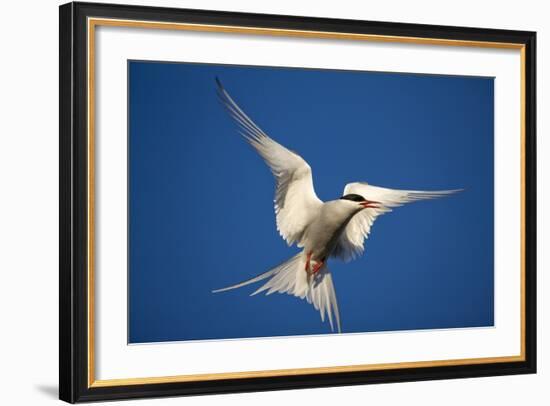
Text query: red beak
360 200 380 209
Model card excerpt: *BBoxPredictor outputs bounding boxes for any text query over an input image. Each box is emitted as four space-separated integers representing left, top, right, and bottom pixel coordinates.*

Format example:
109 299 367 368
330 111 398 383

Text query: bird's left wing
216 78 323 246
332 182 461 261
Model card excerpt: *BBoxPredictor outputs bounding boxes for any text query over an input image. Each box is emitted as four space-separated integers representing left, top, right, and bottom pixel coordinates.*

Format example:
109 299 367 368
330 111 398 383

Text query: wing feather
216 79 322 246
333 182 461 261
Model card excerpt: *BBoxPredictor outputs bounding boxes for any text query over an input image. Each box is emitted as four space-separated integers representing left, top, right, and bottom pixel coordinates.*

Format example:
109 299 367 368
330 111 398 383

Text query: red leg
311 260 324 275
305 252 313 272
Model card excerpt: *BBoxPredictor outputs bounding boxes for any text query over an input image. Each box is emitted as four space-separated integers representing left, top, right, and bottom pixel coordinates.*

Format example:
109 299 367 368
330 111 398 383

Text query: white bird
212 78 460 333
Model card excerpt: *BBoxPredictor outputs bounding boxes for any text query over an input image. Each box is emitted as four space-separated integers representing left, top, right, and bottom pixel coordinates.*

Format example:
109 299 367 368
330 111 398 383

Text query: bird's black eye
340 194 365 202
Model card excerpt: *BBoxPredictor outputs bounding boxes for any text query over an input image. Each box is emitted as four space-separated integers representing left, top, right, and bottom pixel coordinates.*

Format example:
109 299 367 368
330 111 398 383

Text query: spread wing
333 182 461 261
216 78 322 246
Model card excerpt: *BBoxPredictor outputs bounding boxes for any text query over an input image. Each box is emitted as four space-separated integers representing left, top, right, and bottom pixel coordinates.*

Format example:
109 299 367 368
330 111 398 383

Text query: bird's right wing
216 79 322 247
333 182 461 261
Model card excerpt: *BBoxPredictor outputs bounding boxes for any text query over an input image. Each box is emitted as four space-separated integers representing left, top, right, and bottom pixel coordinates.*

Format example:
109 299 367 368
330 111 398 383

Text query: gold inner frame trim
87 17 527 388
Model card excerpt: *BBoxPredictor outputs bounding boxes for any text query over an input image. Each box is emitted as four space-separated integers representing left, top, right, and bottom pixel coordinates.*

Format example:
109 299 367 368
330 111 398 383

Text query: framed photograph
59 1 536 403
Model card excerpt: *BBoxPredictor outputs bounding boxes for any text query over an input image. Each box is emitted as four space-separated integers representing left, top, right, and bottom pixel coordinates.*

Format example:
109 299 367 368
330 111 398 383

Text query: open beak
360 200 380 209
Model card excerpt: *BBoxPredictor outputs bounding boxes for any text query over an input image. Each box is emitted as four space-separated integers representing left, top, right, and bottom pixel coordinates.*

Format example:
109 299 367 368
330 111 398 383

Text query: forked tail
212 253 341 332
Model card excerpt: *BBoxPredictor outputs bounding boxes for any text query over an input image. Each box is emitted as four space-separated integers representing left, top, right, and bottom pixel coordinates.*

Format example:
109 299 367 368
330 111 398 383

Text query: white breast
302 200 361 260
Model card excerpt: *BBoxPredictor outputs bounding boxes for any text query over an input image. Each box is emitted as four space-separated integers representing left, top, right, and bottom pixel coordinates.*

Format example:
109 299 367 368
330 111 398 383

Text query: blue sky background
128 61 494 343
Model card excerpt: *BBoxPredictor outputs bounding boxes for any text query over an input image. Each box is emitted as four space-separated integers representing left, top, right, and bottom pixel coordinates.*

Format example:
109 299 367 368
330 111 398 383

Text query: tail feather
212 253 341 333
251 253 308 297
211 268 277 293
306 271 340 332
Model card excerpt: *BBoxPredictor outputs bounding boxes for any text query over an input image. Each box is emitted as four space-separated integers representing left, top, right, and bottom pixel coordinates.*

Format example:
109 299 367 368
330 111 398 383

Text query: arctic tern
212 78 460 333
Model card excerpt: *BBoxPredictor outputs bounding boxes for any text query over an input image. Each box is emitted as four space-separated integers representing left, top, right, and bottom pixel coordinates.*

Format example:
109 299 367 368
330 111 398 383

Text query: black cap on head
340 194 366 202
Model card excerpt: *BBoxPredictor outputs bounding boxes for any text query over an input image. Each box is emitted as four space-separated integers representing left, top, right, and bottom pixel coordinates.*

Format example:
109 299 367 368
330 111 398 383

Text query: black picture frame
59 1 536 403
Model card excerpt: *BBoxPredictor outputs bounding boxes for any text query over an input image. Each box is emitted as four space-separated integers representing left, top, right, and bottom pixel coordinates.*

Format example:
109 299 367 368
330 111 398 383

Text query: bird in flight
212 78 460 333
